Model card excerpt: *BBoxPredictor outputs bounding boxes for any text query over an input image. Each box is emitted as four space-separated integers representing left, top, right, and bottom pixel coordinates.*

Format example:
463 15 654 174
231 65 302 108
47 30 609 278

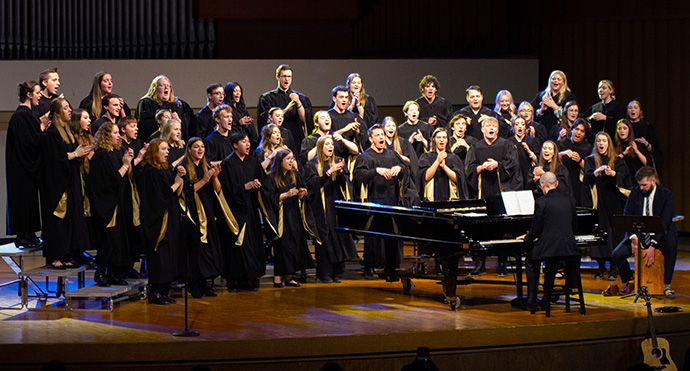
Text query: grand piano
335 198 606 309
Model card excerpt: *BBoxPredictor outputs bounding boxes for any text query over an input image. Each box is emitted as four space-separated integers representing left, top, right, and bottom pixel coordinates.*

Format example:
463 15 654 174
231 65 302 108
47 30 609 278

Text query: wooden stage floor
1 240 690 370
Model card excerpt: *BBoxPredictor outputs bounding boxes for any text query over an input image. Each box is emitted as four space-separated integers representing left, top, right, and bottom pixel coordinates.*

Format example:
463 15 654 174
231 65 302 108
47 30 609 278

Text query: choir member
196 83 225 140
117 117 147 271
397 100 433 159
627 100 663 174
383 116 420 204
557 119 593 207
527 141 570 196
354 124 410 281
465 117 520 276
257 65 313 150
181 137 223 298
419 128 467 201
135 75 196 141
261 149 317 287
266 107 295 152
6 81 48 248
146 109 172 142
448 114 478 163
255 124 288 172
219 133 266 292
329 85 367 152
89 122 134 286
79 71 131 122
40 98 92 269
139 139 185 304
508 116 540 190
454 85 505 140
224 81 259 150
91 94 123 135
346 73 379 128
493 89 517 128
549 101 580 142
614 119 653 185
517 101 548 146
583 80 625 138
414 75 453 128
303 136 353 282
530 70 577 133
301 111 358 165
69 109 96 264
35 68 62 118
161 118 186 166
204 104 234 166
584 132 632 280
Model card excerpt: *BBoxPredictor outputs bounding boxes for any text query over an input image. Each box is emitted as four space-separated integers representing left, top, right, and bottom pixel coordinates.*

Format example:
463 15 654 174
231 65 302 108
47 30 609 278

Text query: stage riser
2 332 688 370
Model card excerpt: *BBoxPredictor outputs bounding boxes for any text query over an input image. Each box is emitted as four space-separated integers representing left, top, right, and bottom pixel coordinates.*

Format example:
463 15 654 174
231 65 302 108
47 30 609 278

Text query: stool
637 248 664 295
535 256 586 317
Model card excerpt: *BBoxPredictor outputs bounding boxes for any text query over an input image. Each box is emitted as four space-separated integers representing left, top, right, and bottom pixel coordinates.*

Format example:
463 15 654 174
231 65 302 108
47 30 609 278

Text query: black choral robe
631 120 663 173
558 138 593 207
453 106 500 140
328 108 368 151
39 125 90 259
415 95 453 128
530 90 578 133
204 131 233 164
260 171 317 276
135 96 197 141
584 155 631 259
89 149 131 268
230 105 260 151
418 151 467 201
219 152 266 283
508 135 540 190
183 162 223 281
397 120 434 159
583 100 625 138
139 164 181 284
257 88 313 151
465 137 520 199
303 158 358 267
6 105 42 235
526 163 571 197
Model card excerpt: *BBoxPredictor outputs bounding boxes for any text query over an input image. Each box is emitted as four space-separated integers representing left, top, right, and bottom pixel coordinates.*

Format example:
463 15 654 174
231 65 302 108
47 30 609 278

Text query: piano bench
537 256 586 318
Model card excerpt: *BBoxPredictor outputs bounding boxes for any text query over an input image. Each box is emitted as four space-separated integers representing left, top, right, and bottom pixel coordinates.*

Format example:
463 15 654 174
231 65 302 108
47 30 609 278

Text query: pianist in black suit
611 166 678 298
519 172 579 310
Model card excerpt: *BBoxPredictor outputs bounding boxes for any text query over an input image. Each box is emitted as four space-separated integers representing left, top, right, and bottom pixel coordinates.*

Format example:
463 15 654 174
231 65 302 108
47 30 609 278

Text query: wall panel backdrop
0 0 215 59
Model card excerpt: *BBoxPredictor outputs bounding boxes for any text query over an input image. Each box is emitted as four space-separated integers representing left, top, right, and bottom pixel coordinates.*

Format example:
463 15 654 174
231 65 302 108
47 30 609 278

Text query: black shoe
273 282 284 288
71 251 93 265
469 258 486 277
333 277 342 283
285 280 301 287
201 282 217 297
298 271 308 283
594 271 605 280
94 267 109 287
363 267 376 279
106 271 128 286
48 259 67 270
122 267 142 279
15 237 39 249
497 262 508 277
148 293 169 305
162 294 176 304
189 284 203 299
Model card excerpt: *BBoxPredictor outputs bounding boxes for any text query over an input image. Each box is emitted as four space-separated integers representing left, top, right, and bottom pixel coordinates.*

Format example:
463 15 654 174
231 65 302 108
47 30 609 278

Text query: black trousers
612 237 677 285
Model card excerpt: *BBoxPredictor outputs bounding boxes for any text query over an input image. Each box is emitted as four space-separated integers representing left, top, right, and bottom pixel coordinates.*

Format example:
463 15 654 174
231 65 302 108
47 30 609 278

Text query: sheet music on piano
501 191 535 215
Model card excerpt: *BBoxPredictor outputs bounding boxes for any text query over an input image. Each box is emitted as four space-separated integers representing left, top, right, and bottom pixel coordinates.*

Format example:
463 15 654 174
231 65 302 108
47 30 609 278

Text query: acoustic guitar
640 286 677 370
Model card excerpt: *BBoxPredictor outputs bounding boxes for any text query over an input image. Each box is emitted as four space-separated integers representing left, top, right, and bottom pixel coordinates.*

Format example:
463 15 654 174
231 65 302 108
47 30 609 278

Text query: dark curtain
0 0 216 59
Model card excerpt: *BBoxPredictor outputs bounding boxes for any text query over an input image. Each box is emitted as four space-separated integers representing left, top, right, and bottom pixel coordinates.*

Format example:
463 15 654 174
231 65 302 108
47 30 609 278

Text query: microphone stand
173 173 199 337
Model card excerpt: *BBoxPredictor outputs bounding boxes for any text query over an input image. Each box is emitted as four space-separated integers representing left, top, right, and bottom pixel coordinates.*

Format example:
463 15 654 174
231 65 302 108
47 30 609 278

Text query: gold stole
214 189 244 246
129 177 141 226
53 192 68 219
154 210 169 251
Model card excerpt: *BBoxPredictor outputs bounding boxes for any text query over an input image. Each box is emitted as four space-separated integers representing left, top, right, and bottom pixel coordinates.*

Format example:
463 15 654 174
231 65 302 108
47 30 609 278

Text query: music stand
613 215 664 303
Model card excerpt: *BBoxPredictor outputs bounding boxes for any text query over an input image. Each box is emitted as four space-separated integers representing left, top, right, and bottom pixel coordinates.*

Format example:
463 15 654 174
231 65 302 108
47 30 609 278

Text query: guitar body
641 337 677 371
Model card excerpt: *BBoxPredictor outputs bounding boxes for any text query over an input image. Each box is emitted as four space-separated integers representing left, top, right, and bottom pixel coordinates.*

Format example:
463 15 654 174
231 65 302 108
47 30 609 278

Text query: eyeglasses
212 92 225 96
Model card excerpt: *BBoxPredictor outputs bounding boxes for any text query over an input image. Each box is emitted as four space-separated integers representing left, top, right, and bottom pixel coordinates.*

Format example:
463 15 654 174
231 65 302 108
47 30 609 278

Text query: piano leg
441 255 461 310
514 253 524 299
